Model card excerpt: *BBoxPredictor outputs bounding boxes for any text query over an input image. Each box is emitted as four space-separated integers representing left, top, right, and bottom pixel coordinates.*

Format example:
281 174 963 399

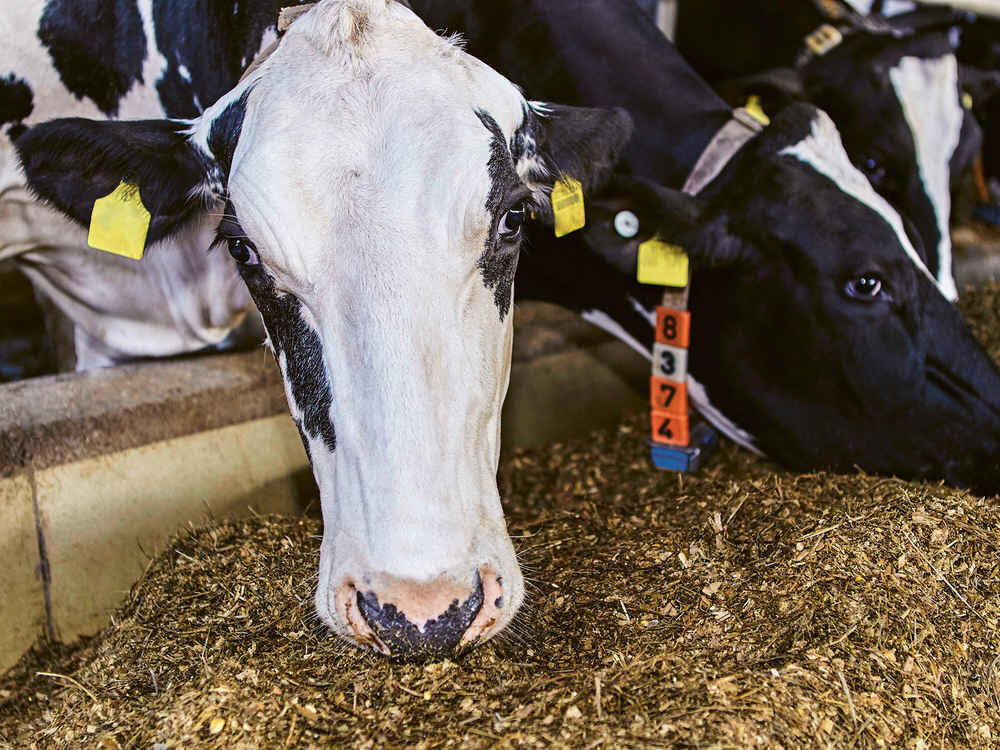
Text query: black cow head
722 26 981 301
521 102 1000 496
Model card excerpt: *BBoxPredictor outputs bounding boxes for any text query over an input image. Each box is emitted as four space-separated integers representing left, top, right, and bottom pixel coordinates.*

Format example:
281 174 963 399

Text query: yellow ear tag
962 91 974 110
88 181 151 260
745 95 771 126
550 177 585 237
637 239 689 287
805 24 843 57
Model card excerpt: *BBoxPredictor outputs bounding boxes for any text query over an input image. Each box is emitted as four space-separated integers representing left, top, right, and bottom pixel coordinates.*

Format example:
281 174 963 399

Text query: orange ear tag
651 410 690 446
650 376 688 416
655 307 691 347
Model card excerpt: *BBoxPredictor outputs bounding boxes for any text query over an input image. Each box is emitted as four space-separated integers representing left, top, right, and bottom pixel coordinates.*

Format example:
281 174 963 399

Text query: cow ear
531 103 633 193
718 68 805 115
682 215 755 269
14 117 216 247
621 177 752 269
566 175 752 273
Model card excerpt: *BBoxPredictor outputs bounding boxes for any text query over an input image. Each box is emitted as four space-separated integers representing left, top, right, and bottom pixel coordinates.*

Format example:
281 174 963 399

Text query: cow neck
664 105 766 309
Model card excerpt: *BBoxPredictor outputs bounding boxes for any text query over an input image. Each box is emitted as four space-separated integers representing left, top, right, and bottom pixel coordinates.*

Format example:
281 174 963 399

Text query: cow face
747 29 978 301
523 103 1000 496
13 0 632 659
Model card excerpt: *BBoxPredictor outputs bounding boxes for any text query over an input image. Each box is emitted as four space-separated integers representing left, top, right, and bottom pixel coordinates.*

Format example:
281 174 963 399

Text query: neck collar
681 107 766 196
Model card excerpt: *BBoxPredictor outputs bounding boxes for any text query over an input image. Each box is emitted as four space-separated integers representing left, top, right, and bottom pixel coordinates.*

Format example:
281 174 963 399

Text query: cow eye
499 201 529 241
862 157 886 186
229 238 260 266
844 273 886 301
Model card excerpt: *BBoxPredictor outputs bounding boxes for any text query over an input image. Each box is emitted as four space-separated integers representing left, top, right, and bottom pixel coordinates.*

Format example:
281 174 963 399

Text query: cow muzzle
334 566 504 659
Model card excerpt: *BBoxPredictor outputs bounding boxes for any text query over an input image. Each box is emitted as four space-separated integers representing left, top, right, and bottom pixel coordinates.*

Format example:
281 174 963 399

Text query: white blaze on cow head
727 27 977 301
887 53 963 300
13 0 632 659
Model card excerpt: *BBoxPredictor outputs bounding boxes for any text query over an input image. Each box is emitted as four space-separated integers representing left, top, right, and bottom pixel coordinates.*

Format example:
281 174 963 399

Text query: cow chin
313 509 524 660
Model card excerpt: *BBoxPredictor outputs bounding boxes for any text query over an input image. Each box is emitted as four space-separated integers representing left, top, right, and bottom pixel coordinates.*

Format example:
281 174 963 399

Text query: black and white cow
956 14 1000 208
5 0 632 658
674 0 984 301
410 0 1000 495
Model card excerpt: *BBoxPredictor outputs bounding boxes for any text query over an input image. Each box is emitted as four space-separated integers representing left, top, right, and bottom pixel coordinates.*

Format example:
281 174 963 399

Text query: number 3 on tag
652 343 688 381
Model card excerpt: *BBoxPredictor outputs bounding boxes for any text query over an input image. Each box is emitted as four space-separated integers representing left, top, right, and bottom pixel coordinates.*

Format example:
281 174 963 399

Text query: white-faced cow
674 0 986 302
4 0 632 658
409 0 1000 495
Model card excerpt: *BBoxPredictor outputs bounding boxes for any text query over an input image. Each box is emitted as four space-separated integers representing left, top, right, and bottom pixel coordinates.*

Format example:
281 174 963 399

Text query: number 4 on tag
652 409 689 446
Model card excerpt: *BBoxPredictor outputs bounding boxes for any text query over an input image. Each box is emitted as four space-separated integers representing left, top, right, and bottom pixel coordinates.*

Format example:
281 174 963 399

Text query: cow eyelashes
498 199 529 241
228 238 261 266
844 273 889 302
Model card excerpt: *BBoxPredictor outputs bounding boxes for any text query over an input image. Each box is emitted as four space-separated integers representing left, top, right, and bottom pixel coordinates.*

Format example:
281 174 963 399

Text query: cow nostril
355 572 486 660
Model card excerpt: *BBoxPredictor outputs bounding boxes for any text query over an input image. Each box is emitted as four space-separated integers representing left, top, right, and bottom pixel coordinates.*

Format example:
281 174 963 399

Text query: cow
409 0 1000 496
4 0 633 658
955 13 1000 218
673 0 985 301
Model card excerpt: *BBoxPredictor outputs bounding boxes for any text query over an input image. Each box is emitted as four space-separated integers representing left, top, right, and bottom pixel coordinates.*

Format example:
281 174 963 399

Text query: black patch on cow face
208 91 250 182
150 0 310 118
218 204 336 455
0 74 34 138
475 109 523 321
37 0 146 117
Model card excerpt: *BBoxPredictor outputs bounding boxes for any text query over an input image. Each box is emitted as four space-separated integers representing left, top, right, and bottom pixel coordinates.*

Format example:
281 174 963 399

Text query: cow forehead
775 111 940 285
250 0 528 136
190 3 530 276
198 2 528 192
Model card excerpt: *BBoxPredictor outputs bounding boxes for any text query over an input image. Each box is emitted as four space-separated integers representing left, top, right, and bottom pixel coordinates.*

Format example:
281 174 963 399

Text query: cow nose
336 567 503 659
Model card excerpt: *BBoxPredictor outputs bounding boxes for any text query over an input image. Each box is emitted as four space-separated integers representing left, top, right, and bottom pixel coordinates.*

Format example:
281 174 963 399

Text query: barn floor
1 284 999 749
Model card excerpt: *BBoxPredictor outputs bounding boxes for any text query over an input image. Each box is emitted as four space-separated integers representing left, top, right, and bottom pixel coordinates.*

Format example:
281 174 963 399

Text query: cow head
725 26 979 301
522 103 1000 496
13 0 631 658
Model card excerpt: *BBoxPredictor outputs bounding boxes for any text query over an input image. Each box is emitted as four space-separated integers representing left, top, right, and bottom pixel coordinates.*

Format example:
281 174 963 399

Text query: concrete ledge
0 303 648 673
0 475 46 675
0 348 287 477
37 415 311 644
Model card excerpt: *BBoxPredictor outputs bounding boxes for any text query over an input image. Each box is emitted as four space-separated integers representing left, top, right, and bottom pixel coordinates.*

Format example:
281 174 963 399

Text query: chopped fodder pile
1 284 999 749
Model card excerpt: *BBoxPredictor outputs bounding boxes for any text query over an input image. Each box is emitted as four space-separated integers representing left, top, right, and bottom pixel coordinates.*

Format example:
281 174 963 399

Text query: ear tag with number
805 24 843 57
550 177 585 237
88 181 151 260
637 239 688 287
